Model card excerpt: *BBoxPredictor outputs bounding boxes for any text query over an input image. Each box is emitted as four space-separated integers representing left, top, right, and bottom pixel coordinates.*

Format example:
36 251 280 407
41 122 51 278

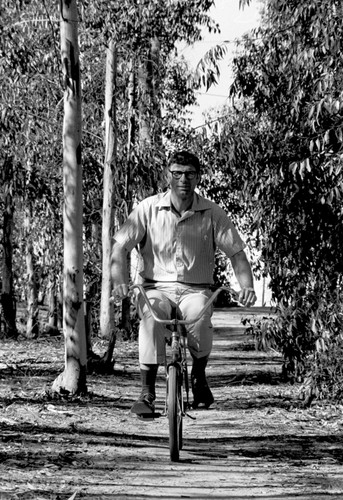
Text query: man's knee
180 292 212 321
138 291 172 319
187 320 213 359
189 345 212 359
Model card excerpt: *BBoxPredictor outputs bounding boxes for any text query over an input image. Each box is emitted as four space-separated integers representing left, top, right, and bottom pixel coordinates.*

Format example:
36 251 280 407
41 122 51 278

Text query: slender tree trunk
137 39 164 195
52 0 87 395
138 50 152 145
25 241 39 338
24 161 39 338
118 59 136 335
137 37 161 145
1 157 17 339
47 275 57 326
57 277 63 329
44 270 60 332
84 282 95 349
125 60 136 202
100 40 117 339
150 37 162 147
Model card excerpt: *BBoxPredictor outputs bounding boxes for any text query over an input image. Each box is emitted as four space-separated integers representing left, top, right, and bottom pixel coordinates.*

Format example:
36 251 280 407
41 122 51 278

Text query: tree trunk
150 37 162 147
46 271 60 336
24 161 39 338
86 40 118 374
47 273 57 327
25 241 39 338
137 38 164 195
137 37 161 146
57 277 63 330
1 157 17 339
118 59 136 335
138 50 152 145
100 40 117 340
52 0 87 395
125 59 136 201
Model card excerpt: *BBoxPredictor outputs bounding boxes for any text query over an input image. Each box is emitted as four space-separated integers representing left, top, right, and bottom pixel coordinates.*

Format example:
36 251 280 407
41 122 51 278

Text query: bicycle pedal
185 412 196 420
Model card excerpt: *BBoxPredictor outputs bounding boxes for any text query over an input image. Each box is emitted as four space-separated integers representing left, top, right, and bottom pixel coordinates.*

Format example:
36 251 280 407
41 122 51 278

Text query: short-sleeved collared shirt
114 190 245 285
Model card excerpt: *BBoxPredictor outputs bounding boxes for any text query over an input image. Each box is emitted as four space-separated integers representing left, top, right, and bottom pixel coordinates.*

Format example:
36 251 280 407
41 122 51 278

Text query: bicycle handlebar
129 284 239 326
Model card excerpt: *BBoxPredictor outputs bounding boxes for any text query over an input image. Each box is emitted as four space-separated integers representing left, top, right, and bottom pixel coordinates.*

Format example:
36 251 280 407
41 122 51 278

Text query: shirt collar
156 190 210 212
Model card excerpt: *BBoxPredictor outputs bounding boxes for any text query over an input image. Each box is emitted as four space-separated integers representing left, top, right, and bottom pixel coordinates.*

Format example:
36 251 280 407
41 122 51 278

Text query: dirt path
1 307 343 499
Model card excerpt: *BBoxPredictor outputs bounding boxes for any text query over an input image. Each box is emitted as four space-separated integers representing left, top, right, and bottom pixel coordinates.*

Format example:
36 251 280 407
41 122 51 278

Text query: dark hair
168 151 200 172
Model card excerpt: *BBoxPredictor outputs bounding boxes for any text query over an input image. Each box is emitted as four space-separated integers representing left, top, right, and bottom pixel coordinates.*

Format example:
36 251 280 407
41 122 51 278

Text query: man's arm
229 250 257 307
111 240 130 300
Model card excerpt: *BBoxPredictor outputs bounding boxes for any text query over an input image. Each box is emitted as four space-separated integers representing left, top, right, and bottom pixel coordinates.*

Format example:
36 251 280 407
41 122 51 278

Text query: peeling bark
100 40 117 341
52 0 87 396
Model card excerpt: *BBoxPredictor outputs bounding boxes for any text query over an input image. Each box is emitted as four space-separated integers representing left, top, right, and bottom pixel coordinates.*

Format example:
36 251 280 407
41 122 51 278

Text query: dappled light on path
1 307 343 498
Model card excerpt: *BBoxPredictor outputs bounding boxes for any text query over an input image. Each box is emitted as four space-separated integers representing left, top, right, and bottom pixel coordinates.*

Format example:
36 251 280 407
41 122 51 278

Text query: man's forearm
111 240 129 285
230 250 254 289
230 250 256 306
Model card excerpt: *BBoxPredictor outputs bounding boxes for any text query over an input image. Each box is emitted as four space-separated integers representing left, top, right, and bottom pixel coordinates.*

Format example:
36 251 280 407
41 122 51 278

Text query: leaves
194 43 228 91
197 0 343 396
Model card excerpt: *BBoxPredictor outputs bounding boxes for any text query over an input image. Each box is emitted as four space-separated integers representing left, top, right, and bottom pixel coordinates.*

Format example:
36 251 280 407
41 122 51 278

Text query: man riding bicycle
111 150 256 416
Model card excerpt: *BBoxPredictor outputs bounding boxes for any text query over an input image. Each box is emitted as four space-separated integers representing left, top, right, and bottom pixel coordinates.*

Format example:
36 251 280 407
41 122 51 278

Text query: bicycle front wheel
168 364 183 462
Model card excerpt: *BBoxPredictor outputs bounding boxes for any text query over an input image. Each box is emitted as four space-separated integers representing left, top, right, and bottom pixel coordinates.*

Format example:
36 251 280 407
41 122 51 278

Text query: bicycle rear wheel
168 364 183 461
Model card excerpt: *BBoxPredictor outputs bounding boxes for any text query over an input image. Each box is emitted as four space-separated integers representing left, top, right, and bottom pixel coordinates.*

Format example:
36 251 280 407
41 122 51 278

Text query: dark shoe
131 393 155 415
191 355 214 409
191 381 214 409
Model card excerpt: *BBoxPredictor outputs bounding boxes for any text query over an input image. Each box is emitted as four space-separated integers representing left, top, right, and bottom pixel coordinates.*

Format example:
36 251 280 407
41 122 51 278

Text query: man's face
168 163 200 200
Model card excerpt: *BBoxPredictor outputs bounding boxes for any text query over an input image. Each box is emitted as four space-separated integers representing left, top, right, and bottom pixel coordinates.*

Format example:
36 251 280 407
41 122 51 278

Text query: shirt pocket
186 212 214 262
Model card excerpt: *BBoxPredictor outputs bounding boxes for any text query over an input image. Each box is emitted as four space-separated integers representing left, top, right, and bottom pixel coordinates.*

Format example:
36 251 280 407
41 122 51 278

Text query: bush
247 283 343 402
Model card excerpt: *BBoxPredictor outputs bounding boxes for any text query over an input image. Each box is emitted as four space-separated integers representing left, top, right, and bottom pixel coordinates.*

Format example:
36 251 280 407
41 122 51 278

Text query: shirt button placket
175 222 184 281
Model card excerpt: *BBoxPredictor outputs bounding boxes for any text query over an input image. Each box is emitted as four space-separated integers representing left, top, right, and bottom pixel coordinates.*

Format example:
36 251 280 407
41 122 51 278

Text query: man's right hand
111 284 130 304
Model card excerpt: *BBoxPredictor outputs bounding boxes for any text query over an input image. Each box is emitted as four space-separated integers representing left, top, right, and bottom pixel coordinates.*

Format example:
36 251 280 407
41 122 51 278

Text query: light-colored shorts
136 282 213 365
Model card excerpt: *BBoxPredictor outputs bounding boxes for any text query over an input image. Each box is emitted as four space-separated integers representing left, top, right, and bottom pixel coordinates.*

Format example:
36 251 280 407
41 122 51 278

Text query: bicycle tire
168 364 183 461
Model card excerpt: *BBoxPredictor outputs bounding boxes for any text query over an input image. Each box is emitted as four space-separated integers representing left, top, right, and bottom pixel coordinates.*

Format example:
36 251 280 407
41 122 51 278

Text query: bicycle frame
130 283 239 402
128 283 239 461
131 284 237 393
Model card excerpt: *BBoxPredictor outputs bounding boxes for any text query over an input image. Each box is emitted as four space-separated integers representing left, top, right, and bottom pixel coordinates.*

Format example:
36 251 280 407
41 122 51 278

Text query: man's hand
111 284 130 304
238 287 257 307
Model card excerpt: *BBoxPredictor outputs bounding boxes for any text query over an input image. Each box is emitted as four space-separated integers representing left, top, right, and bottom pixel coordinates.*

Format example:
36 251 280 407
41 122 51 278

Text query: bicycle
129 284 239 462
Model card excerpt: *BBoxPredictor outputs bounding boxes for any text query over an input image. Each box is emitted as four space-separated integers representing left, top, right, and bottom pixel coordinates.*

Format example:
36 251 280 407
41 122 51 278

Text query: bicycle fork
164 325 191 416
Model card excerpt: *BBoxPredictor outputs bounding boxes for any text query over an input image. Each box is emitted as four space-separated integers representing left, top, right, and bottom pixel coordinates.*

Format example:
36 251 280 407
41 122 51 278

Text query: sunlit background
180 0 261 127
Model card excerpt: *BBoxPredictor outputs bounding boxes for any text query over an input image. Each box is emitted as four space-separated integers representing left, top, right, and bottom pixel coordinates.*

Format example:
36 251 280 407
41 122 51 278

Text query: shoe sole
192 397 214 410
131 401 155 415
137 412 161 421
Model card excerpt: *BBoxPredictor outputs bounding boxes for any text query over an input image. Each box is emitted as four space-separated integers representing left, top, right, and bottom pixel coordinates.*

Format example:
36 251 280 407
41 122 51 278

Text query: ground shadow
184 433 343 464
2 419 343 466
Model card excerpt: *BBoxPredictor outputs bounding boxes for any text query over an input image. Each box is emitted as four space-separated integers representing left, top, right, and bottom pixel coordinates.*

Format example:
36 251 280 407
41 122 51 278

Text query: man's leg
190 354 214 409
178 288 214 409
131 363 159 414
131 288 172 414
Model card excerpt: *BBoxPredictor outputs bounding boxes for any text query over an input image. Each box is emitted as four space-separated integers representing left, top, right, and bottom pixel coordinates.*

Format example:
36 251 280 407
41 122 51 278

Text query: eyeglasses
169 170 197 180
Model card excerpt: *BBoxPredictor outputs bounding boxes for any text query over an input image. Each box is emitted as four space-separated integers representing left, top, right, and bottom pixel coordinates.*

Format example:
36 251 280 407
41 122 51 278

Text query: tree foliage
225 0 343 399
1 0 63 336
0 0 219 341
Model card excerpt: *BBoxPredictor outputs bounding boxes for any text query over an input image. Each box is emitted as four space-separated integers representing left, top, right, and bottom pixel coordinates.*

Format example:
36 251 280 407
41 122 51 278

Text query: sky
179 0 261 128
